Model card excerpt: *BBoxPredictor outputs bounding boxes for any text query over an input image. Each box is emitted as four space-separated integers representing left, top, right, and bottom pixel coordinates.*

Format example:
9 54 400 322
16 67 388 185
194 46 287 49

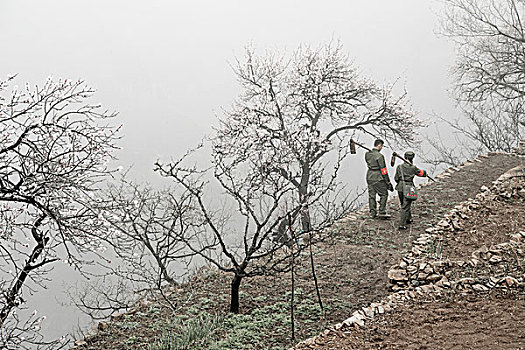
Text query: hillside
73 147 524 350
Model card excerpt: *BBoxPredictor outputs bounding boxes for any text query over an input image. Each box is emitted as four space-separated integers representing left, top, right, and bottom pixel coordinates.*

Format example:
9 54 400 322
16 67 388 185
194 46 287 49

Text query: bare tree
439 0 525 151
155 42 415 314
215 42 420 233
0 76 119 348
155 147 308 314
68 176 204 320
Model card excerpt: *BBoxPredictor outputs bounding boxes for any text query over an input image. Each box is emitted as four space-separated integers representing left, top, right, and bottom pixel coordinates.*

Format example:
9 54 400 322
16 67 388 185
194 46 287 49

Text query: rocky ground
77 152 524 350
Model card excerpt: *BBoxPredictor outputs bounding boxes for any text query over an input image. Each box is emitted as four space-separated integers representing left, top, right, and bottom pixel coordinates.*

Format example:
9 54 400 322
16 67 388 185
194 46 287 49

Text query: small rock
355 318 365 327
388 269 408 281
489 255 502 264
431 260 445 268
490 276 501 284
505 276 519 287
489 245 502 254
407 265 418 273
458 277 475 285
74 340 87 347
362 307 374 318
420 285 433 293
412 246 422 255
427 274 442 282
403 256 415 264
391 285 403 292
472 284 489 292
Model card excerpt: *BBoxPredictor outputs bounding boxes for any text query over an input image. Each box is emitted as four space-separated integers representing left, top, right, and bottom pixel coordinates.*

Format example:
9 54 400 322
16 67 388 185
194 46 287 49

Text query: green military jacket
365 149 390 184
394 162 427 192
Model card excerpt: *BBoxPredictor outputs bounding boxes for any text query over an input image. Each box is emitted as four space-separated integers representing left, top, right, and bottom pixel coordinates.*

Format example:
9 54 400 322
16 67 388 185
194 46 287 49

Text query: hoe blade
350 139 357 154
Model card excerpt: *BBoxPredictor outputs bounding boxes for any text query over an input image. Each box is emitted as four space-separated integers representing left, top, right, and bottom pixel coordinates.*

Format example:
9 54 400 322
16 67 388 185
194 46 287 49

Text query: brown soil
296 290 525 350
82 153 524 349
443 198 525 261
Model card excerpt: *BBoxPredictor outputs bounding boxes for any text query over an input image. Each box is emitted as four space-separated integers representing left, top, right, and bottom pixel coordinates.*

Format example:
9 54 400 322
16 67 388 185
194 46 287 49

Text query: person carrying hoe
365 139 394 219
394 151 428 230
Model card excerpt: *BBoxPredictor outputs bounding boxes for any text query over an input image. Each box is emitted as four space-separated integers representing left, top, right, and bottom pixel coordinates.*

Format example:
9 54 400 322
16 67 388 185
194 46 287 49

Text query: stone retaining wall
388 163 525 291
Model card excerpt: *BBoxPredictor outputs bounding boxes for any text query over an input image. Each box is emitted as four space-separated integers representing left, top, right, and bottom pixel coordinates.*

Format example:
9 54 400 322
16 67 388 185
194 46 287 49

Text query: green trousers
398 191 413 226
368 181 388 216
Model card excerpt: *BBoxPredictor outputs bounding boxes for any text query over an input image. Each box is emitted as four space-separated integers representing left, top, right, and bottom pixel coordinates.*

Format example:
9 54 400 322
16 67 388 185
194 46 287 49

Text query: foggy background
0 0 458 343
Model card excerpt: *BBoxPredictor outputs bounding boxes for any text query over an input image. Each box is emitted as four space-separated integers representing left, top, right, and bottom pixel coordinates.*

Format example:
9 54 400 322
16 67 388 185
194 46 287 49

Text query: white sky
0 0 458 181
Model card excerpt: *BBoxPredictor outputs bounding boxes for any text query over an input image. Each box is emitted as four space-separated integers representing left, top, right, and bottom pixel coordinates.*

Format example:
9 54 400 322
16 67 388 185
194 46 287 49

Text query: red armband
381 167 388 175
417 169 425 177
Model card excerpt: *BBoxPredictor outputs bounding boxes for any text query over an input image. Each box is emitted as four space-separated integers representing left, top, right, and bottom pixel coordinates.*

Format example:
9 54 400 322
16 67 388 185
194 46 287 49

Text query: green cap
404 151 415 159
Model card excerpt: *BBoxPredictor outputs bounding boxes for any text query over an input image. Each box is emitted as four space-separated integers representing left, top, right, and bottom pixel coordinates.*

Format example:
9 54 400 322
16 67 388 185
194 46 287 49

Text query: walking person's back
394 151 427 230
365 139 393 219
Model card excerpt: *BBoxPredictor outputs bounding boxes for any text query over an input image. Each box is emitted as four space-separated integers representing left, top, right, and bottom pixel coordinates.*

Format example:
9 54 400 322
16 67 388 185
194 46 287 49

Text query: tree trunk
298 180 324 312
300 206 312 233
298 182 312 233
308 231 324 312
230 274 243 314
289 214 296 342
0 216 50 326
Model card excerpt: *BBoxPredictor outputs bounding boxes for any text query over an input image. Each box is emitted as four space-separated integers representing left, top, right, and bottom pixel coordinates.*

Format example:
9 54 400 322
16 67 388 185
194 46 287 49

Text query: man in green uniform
365 139 394 219
394 151 427 230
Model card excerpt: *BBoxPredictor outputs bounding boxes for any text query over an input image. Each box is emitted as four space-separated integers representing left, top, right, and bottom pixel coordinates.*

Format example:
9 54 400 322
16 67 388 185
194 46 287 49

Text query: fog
0 0 459 344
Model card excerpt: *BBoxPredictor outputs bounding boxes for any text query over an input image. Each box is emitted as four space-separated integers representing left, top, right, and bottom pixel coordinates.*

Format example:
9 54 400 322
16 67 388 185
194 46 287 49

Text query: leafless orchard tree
68 176 205 320
155 147 310 314
154 42 416 314
438 0 525 152
217 42 420 234
0 76 119 349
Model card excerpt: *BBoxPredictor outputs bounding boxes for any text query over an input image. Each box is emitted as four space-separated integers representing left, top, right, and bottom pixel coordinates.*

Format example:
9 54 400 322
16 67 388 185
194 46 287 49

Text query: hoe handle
350 139 372 152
